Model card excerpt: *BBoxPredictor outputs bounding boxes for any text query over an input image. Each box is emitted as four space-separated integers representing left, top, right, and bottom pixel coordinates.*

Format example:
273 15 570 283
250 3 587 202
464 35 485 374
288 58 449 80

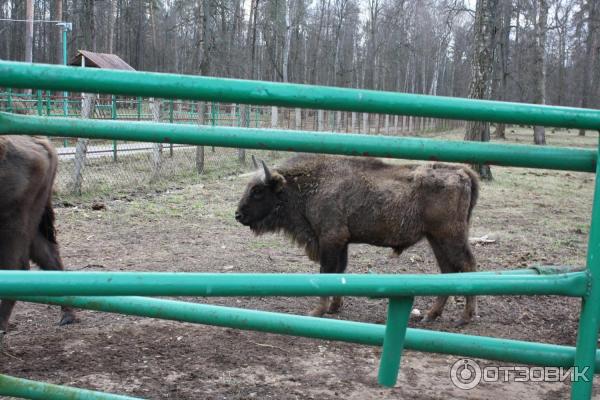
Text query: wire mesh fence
0 89 464 198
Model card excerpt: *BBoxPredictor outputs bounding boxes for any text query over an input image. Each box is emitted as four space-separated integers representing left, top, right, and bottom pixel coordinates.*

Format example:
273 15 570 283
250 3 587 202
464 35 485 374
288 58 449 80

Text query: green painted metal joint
530 265 587 275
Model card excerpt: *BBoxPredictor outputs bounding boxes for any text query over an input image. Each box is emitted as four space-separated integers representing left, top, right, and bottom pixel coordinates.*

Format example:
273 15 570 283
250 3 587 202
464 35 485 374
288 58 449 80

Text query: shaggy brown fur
236 154 479 324
0 135 76 342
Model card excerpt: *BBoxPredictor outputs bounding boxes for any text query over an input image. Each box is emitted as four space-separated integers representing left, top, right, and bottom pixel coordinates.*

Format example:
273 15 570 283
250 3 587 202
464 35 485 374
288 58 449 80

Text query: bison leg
0 234 30 338
309 297 331 317
426 235 477 325
309 241 348 317
30 231 77 326
327 244 348 314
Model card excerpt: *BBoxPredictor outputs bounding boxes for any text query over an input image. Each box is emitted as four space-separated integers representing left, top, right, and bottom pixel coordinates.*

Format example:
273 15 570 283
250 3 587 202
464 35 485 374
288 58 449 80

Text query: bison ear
268 172 287 193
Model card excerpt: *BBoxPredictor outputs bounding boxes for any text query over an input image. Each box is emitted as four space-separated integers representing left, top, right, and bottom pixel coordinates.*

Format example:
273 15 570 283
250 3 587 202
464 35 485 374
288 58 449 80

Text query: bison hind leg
308 297 331 317
425 235 477 325
30 230 78 326
327 297 343 314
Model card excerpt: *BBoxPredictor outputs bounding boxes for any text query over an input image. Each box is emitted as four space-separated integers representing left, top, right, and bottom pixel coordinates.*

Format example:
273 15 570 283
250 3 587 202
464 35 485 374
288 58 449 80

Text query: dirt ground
2 128 600 399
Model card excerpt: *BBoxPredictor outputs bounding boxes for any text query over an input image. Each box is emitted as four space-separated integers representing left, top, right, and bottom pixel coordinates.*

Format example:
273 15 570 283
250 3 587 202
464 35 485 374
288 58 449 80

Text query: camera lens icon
450 359 482 390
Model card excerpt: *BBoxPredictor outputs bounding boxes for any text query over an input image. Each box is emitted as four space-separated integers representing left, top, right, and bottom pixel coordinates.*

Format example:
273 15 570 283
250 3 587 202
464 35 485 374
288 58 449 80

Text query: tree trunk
464 0 498 180
579 0 598 136
108 0 117 54
282 0 292 83
494 0 511 139
25 0 33 63
532 0 548 145
53 0 63 65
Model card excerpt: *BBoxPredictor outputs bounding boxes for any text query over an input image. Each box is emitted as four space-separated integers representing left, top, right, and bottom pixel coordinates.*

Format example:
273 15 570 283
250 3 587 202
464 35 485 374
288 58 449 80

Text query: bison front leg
308 241 349 317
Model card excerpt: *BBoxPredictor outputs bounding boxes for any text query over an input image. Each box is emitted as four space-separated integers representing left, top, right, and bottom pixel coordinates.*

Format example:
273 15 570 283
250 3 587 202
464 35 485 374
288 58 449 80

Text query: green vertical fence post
571 141 600 399
36 90 42 116
137 96 142 121
45 91 50 116
112 95 118 162
378 297 414 387
7 88 12 112
169 99 174 157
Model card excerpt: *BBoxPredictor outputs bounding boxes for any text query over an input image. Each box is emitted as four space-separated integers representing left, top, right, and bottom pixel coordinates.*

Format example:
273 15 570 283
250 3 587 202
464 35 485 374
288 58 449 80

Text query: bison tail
464 167 479 222
39 202 58 244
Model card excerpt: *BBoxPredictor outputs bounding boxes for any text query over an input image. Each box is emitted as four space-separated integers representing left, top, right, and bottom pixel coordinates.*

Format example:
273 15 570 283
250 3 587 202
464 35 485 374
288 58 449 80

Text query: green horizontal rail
0 270 588 297
2 61 600 130
0 112 596 172
12 295 600 371
0 374 140 400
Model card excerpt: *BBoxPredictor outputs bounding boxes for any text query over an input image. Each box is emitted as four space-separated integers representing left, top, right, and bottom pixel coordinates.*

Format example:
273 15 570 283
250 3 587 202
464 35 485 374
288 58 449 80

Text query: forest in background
1 0 598 106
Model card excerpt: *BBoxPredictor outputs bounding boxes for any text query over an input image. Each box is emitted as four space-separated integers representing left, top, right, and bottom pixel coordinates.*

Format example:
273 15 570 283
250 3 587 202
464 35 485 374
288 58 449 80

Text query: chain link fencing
0 89 464 198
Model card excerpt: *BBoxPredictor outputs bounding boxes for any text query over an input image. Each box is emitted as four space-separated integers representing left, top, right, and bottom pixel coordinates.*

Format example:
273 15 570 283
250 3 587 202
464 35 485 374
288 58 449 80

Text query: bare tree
578 0 598 136
533 0 549 145
464 0 499 180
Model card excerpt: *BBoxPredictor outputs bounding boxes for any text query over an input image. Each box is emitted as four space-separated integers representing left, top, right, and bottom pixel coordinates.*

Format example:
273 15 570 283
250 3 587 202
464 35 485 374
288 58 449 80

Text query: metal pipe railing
1 61 600 130
13 295 600 372
0 270 588 297
0 112 596 172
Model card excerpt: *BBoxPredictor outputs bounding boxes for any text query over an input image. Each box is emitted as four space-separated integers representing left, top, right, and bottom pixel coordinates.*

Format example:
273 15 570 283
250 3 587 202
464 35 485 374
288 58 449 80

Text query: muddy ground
2 128 600 399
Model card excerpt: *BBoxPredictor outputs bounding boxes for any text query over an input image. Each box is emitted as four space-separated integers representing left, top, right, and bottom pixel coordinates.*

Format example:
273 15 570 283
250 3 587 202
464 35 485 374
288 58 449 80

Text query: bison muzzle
236 154 479 325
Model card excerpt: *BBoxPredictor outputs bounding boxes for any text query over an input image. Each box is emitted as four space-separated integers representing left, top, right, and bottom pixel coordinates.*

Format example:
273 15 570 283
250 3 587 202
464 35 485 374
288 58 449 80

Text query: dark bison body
236 154 479 324
0 135 76 342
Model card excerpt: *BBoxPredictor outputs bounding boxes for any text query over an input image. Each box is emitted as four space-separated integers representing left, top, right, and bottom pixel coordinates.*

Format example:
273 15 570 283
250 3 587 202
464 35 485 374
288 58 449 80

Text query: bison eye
251 187 264 199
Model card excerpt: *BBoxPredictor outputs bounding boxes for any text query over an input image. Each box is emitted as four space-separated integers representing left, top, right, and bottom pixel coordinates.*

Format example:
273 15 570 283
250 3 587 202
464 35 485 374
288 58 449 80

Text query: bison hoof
420 314 438 323
308 308 327 318
454 318 471 327
327 300 343 314
59 313 77 326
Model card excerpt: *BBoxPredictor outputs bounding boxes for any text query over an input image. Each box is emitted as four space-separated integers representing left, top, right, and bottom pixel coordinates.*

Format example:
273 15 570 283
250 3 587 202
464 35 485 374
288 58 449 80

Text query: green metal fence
0 61 600 399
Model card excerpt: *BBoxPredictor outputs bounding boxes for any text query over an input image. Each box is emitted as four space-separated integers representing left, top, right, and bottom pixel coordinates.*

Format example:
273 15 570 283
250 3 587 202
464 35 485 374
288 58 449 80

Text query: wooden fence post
195 102 205 174
295 108 301 130
318 109 324 131
71 93 96 195
239 104 247 164
150 98 162 181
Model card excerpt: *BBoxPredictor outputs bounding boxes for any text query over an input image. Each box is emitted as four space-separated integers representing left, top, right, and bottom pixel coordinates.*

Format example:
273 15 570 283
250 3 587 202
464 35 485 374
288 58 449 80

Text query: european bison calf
0 135 76 342
236 154 479 325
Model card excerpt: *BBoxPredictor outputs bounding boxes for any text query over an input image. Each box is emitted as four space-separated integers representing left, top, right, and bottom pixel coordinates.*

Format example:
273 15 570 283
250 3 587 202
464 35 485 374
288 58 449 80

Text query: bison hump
412 164 471 190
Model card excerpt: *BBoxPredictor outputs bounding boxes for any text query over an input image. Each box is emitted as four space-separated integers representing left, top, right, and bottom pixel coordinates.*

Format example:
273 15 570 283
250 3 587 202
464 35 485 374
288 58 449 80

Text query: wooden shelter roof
69 50 135 70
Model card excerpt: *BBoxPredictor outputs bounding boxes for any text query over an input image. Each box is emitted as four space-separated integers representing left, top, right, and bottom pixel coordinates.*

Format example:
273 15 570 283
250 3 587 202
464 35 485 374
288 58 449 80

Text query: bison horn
252 154 259 169
261 160 272 182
